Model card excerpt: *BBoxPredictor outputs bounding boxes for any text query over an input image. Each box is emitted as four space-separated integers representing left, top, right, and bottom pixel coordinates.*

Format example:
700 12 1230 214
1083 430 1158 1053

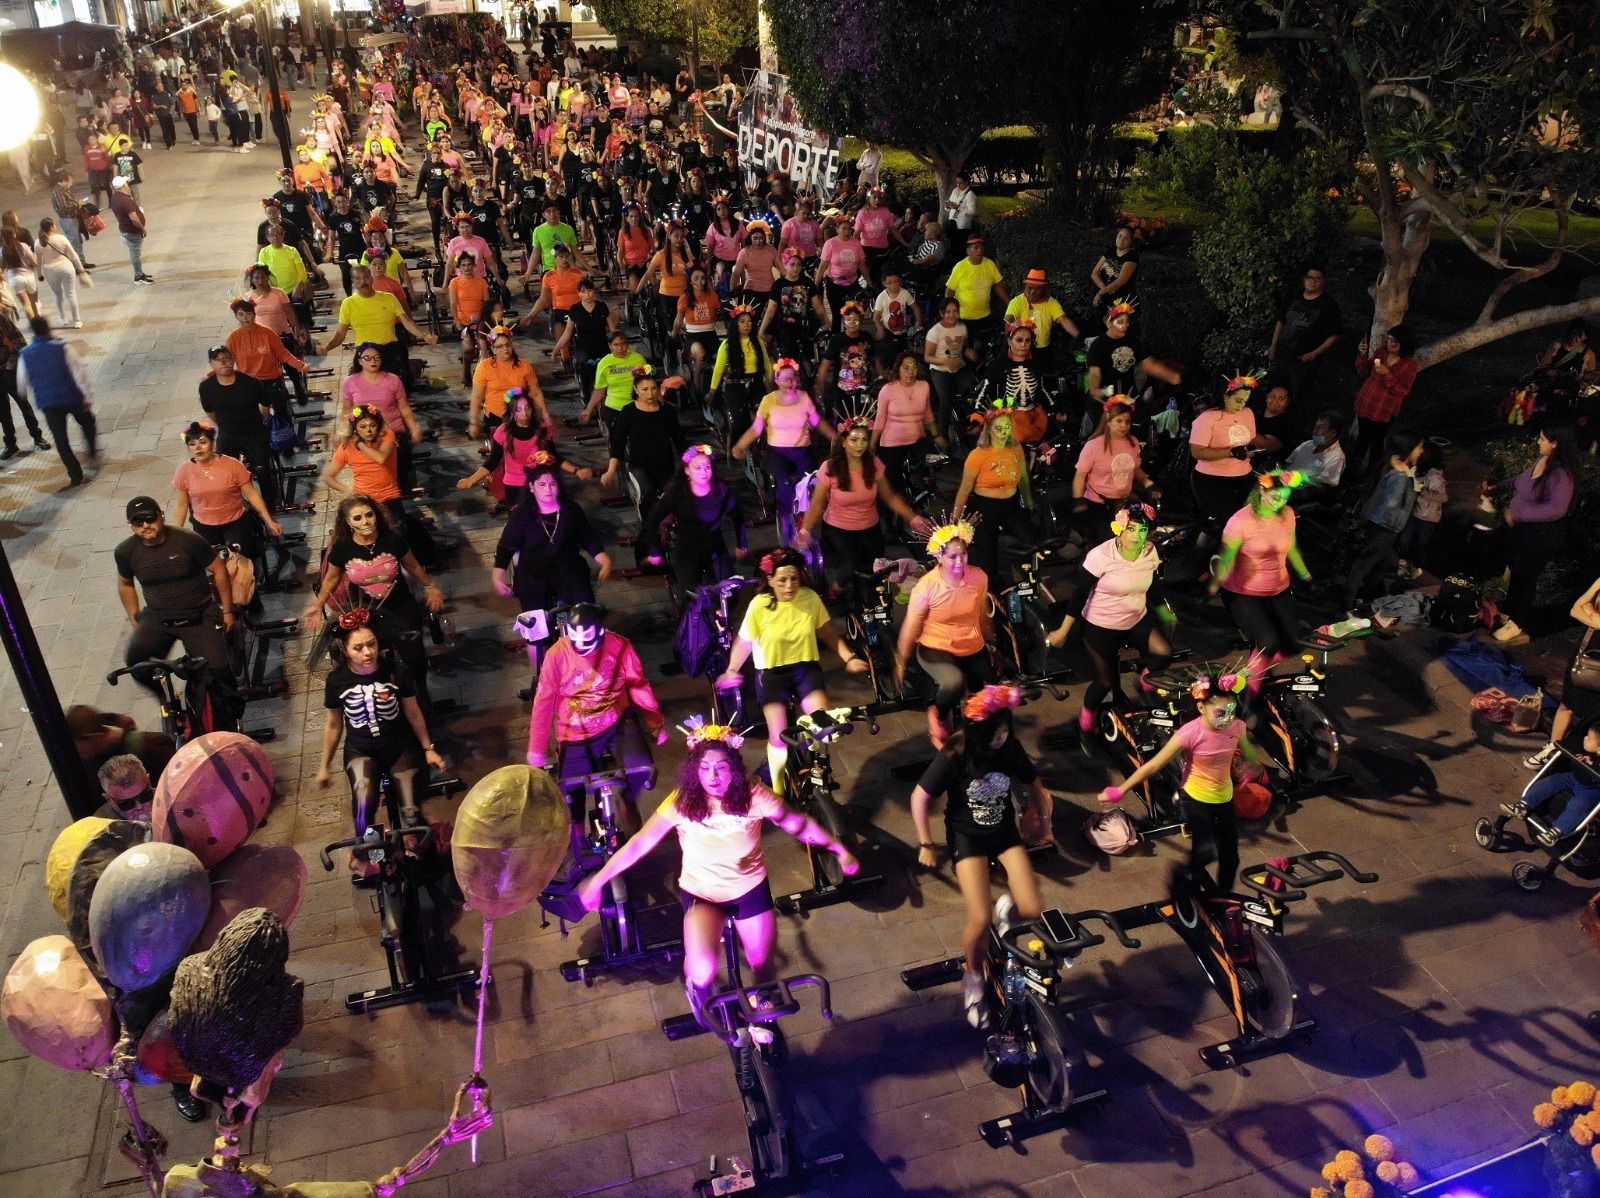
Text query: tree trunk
1417 297 1600 370
1368 203 1433 346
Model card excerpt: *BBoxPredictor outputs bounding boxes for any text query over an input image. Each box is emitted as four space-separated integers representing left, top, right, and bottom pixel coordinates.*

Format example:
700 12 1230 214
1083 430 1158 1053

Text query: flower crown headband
774 356 801 376
682 443 716 466
180 421 217 443
1104 393 1136 413
1188 652 1264 702
921 516 977 557
1256 469 1306 490
759 547 807 577
678 714 747 751
1107 296 1137 319
1224 369 1264 394
348 405 383 425
1110 503 1157 535
963 683 1023 722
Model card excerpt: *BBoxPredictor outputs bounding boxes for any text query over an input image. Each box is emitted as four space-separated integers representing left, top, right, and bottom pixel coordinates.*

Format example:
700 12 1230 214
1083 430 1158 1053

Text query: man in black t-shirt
324 194 369 294
1085 306 1181 402
1268 264 1343 406
554 276 617 397
114 496 240 731
761 263 826 361
413 144 454 253
198 344 276 504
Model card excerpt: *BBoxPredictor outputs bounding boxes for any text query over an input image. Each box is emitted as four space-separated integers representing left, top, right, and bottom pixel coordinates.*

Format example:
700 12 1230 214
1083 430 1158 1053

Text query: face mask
566 622 602 655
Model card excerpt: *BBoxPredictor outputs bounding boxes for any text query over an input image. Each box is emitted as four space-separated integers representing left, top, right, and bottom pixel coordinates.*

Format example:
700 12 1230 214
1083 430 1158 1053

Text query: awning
0 20 123 71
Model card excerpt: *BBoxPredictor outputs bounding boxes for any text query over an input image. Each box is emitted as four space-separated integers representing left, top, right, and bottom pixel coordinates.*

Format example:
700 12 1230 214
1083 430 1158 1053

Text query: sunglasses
130 515 160 527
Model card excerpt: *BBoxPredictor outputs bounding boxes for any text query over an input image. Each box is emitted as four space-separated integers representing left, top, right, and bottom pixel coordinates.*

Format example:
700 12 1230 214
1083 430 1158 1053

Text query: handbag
268 413 297 452
82 212 107 236
1570 628 1600 692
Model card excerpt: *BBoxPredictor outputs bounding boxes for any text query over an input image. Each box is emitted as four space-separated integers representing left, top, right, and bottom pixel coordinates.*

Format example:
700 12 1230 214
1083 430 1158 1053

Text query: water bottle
1003 957 1026 1005
1321 616 1371 639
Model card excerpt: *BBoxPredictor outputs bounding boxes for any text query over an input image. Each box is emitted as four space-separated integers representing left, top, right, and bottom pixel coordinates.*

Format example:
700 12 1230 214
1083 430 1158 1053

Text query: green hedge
844 127 1048 207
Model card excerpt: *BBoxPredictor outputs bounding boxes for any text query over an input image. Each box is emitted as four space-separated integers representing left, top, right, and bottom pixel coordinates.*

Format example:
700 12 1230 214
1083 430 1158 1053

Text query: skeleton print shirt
324 661 418 756
917 735 1037 837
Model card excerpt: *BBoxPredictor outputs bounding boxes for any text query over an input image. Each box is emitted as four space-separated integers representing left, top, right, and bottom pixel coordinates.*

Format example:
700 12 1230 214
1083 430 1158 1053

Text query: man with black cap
114 496 241 732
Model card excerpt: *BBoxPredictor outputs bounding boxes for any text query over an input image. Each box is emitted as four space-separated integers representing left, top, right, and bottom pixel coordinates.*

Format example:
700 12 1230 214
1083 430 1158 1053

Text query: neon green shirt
592 351 648 410
946 257 1002 321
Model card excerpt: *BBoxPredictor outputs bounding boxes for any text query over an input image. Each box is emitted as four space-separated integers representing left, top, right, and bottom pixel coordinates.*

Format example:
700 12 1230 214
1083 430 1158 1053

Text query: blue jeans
123 232 145 279
58 215 83 257
1528 771 1600 837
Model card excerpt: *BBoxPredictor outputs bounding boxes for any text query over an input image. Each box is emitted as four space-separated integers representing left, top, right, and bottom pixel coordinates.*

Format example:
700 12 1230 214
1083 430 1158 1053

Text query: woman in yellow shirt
953 406 1033 587
716 548 865 788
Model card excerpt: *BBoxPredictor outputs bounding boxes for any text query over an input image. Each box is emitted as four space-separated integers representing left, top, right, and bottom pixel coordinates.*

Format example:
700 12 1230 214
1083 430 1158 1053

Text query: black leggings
1505 518 1567 624
765 443 814 546
966 492 1031 588
345 742 423 835
1190 470 1254 532
916 644 995 731
1221 587 1301 658
1080 614 1171 714
1181 794 1238 893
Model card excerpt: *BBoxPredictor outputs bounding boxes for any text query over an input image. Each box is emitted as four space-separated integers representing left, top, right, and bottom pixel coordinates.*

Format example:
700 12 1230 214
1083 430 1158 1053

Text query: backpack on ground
674 586 723 679
1430 575 1481 633
1084 808 1139 855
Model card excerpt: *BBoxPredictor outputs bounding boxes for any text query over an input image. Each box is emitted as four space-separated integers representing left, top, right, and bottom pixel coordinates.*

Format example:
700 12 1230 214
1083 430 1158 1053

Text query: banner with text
736 70 842 196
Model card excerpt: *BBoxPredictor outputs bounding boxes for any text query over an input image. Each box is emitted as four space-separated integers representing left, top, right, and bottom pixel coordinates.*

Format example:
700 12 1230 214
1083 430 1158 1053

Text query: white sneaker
962 968 988 1029
746 1024 775 1046
1396 559 1410 578
993 893 1018 935
1524 742 1558 770
1494 619 1525 642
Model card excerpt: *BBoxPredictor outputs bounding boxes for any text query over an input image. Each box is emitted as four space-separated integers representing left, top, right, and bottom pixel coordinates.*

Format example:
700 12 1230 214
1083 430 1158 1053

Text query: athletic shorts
679 876 775 921
756 660 824 709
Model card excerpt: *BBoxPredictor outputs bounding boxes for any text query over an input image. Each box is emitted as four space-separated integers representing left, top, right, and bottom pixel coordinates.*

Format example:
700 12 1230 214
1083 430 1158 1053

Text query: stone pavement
0 130 1596 1198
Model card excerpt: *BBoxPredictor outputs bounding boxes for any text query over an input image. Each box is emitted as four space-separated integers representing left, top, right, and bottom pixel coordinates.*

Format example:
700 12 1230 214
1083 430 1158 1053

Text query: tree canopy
1220 0 1600 368
592 0 756 72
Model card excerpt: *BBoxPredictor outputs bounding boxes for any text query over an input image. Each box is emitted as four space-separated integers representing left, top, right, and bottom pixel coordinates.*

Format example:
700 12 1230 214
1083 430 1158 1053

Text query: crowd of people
16 4 1596 1100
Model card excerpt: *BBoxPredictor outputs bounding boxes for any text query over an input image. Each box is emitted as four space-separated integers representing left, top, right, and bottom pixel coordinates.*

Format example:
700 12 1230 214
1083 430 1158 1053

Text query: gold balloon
45 818 113 921
162 1163 375 1198
451 765 571 919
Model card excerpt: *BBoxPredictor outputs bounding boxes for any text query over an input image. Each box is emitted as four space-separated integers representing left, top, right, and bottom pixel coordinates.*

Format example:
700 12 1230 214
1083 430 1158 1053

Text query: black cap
207 344 230 360
125 496 162 522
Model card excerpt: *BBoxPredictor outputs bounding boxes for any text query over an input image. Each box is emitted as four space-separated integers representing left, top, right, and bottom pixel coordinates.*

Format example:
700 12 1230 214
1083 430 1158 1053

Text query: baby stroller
1475 744 1600 890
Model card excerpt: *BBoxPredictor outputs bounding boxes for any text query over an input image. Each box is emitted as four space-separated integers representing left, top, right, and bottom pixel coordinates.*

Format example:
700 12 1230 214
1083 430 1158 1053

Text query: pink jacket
527 634 664 758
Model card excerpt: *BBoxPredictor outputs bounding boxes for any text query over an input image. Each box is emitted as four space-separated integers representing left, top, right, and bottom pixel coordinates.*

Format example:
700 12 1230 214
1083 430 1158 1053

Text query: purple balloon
88 843 210 993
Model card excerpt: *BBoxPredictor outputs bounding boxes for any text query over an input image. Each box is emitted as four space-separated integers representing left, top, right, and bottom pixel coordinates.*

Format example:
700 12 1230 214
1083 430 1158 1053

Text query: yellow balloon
45 818 112 922
451 766 571 919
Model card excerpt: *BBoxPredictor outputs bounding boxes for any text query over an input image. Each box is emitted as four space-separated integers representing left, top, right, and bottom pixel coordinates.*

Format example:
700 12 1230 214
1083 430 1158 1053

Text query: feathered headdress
1187 652 1265 702
1106 296 1137 320
1223 369 1265 395
1104 393 1136 413
678 714 747 751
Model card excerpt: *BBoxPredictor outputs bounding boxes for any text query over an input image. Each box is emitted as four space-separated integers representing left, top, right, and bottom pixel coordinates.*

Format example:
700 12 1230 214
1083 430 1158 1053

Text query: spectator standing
1351 324 1419 480
108 176 154 284
1268 264 1343 405
0 306 47 459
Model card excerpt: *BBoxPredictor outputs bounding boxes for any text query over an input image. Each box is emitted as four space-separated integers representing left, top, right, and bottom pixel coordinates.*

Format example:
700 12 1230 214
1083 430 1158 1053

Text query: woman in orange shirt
322 406 403 525
616 205 653 291
672 264 722 396
953 406 1033 587
637 220 701 371
469 327 546 439
896 522 995 746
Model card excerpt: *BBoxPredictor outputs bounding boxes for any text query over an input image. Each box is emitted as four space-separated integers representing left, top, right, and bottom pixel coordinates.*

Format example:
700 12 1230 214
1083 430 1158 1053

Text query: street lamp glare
0 63 40 153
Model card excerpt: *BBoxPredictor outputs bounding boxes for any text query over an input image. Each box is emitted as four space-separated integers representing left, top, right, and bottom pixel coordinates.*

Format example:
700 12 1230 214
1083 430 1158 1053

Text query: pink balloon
152 732 276 869
2 936 116 1072
194 844 307 951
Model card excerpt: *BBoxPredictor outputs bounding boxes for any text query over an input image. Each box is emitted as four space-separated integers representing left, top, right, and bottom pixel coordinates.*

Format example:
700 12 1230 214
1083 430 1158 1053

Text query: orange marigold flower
1396 1162 1421 1187
1322 1163 1341 1183
1572 1121 1595 1148
1310 1189 1332 1198
1569 1081 1597 1106
1534 1103 1562 1128
1554 1086 1574 1109
1364 1134 1396 1162
1345 1181 1375 1198
1376 1161 1400 1183
1592 1144 1600 1170
1336 1159 1367 1184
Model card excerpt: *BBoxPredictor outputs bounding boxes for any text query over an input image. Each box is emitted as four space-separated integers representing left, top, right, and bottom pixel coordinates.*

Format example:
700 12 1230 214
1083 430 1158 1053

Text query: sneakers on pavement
1524 742 1559 770
0 445 17 460
135 274 156 284
32 437 49 451
1494 618 1525 642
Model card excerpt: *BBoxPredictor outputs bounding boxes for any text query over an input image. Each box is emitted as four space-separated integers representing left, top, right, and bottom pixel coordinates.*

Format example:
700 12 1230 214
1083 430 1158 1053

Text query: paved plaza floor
0 128 1597 1198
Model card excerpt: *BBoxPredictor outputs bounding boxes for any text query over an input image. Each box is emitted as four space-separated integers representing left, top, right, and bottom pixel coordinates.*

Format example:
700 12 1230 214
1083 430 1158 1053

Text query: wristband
1104 786 1124 803
918 841 935 849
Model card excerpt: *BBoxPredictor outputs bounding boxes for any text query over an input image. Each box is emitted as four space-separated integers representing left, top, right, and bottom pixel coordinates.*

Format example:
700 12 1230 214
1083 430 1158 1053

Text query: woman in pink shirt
1046 503 1174 734
1100 666 1265 892
732 222 780 305
1213 472 1311 662
854 186 896 279
732 358 836 545
703 199 744 293
170 421 282 557
1073 395 1158 543
870 353 944 492
797 415 930 593
816 215 867 331
1189 376 1259 531
338 342 424 490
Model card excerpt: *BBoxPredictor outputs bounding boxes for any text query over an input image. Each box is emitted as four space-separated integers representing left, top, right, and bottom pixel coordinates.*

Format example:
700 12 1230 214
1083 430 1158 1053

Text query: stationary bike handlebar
778 705 872 751
1000 907 1142 973
1237 850 1379 904
703 972 833 1047
319 824 432 871
106 655 208 685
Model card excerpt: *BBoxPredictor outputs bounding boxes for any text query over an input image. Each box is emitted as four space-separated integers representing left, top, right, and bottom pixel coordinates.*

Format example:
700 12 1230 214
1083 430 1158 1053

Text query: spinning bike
902 906 1141 1148
1120 849 1379 1069
839 566 920 711
661 916 843 1194
774 707 886 916
548 757 685 983
319 772 476 1013
990 542 1074 698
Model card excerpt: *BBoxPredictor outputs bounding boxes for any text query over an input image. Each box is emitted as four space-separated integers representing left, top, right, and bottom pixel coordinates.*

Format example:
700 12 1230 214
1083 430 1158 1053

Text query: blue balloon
88 844 210 993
